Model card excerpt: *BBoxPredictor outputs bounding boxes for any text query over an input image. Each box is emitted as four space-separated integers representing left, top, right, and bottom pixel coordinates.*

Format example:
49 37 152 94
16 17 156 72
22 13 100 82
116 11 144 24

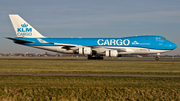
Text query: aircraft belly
118 47 135 54
114 47 171 54
131 47 170 54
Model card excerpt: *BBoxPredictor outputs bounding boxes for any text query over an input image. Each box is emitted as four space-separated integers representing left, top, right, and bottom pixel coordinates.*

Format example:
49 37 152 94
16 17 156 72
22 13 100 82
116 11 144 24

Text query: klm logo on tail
17 23 32 36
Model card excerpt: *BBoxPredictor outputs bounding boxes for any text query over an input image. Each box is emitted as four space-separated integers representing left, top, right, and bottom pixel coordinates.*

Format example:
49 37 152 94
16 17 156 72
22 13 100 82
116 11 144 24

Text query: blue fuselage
14 35 177 51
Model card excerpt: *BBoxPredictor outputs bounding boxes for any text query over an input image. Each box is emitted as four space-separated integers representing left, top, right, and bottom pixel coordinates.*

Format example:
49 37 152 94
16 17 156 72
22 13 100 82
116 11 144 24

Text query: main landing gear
155 56 159 61
87 55 104 60
155 53 160 61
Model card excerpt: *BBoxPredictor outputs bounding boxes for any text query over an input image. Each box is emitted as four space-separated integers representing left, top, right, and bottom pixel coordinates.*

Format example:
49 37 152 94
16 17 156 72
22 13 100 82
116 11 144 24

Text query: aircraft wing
6 38 126 52
5 37 35 43
37 38 77 47
37 38 126 52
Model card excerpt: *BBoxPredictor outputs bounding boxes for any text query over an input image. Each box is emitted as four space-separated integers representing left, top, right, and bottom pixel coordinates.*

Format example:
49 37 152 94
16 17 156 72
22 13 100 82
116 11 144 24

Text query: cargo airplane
6 14 177 60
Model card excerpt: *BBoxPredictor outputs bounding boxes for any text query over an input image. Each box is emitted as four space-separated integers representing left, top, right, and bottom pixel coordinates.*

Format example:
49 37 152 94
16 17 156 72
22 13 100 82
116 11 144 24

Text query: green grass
0 57 180 100
0 76 180 100
0 57 180 75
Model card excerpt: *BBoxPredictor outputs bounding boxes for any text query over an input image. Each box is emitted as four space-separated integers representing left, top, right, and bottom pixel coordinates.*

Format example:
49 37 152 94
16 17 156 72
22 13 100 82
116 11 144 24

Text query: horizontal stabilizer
5 37 35 43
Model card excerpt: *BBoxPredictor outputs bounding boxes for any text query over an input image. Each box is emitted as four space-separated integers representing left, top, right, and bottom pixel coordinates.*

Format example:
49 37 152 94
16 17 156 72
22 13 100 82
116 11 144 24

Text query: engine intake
79 47 92 55
105 50 118 57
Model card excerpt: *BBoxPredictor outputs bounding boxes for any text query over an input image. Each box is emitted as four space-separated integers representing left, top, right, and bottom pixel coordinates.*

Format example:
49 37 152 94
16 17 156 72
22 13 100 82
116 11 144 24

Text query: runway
0 73 179 77
0 58 180 62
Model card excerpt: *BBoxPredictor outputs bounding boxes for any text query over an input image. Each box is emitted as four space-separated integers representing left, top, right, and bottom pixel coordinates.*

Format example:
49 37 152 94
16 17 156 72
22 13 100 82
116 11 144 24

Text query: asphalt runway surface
0 73 180 77
0 58 180 62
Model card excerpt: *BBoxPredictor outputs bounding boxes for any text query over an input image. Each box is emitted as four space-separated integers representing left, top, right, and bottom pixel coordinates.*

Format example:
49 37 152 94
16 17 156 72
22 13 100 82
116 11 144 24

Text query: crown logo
132 41 139 45
21 23 28 27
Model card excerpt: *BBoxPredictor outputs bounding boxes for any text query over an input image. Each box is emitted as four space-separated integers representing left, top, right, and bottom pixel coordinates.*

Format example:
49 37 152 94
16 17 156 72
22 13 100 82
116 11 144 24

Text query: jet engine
105 50 118 57
78 47 92 55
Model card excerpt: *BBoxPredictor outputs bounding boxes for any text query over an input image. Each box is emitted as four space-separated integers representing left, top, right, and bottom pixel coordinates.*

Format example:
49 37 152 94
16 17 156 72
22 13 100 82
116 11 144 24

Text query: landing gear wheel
95 54 104 60
97 57 104 60
155 53 160 61
87 55 104 60
155 57 159 61
100 57 104 60
87 55 92 60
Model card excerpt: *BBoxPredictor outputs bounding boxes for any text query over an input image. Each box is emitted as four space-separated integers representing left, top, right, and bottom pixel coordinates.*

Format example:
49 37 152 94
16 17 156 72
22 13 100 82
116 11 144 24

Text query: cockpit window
161 37 165 39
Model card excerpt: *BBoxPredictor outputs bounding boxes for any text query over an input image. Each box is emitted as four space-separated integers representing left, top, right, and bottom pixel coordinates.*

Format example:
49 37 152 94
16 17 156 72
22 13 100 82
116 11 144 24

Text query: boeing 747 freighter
6 14 177 60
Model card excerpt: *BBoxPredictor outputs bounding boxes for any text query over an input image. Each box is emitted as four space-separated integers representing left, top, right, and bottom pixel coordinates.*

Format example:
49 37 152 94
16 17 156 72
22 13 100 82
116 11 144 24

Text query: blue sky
0 0 180 54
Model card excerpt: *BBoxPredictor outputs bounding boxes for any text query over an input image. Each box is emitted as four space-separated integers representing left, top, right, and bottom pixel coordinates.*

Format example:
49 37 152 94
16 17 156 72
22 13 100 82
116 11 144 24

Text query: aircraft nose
167 42 177 50
172 42 177 49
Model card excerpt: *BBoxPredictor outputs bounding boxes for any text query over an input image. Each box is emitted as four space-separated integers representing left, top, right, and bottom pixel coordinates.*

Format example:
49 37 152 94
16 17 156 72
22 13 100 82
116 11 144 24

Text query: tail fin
9 14 44 38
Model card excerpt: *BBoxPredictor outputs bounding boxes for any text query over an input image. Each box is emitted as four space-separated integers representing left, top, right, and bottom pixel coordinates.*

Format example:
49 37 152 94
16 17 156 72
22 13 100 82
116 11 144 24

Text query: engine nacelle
105 50 118 57
79 47 92 55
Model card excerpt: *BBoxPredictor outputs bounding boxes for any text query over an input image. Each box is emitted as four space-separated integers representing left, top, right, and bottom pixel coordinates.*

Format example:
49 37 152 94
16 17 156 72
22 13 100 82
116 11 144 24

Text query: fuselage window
161 37 165 39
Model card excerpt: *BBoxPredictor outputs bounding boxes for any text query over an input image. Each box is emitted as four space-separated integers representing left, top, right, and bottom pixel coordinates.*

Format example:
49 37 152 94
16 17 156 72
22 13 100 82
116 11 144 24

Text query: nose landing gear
155 56 159 61
155 53 160 61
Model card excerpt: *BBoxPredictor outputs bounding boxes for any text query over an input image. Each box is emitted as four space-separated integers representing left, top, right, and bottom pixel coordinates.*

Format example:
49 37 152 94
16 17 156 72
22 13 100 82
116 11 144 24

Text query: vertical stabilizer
9 14 44 38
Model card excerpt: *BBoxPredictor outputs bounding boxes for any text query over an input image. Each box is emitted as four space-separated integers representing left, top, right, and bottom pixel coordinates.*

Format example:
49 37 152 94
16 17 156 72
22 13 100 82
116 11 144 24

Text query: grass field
0 57 180 75
0 76 180 100
0 57 180 100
